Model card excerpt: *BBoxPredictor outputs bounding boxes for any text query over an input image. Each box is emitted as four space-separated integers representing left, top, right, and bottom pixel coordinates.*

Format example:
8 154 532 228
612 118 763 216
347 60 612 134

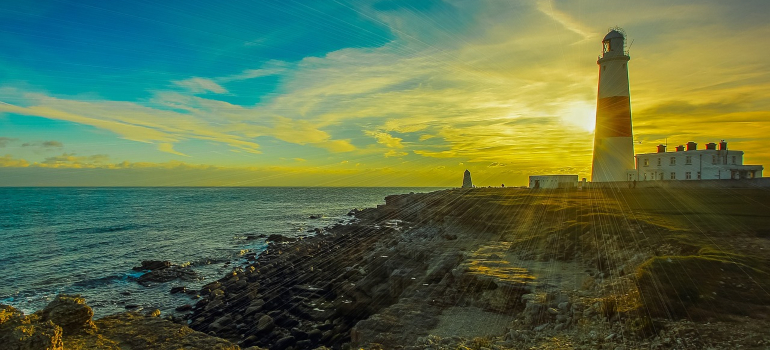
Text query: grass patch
635 254 770 320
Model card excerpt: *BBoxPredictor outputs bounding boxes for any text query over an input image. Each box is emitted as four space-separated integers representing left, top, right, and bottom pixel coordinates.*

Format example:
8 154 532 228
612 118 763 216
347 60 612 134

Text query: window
657 158 661 166
685 172 692 180
685 156 692 165
659 173 664 180
670 157 676 166
712 155 717 164
670 172 676 180
732 156 736 164
697 171 701 180
644 173 648 180
643 158 649 167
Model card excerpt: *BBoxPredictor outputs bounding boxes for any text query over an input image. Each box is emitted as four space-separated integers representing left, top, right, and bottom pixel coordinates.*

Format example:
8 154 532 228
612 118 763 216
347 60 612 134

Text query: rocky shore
4 187 770 349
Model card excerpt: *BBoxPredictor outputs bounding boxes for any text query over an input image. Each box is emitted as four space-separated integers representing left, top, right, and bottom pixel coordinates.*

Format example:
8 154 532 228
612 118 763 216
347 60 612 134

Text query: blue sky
2 0 770 186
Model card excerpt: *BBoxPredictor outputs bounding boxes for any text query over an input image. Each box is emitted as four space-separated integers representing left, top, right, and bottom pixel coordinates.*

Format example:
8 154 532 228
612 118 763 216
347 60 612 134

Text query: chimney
675 145 685 152
719 140 728 150
706 142 717 150
657 144 667 153
686 142 697 151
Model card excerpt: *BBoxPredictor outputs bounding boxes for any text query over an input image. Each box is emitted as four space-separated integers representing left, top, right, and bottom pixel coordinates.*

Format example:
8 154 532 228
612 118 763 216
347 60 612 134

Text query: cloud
36 153 109 168
0 154 29 167
0 95 262 155
173 77 228 94
0 137 16 147
157 143 188 157
535 0 596 41
317 139 356 153
218 61 288 82
366 131 405 148
42 140 63 148
21 140 64 149
384 150 408 157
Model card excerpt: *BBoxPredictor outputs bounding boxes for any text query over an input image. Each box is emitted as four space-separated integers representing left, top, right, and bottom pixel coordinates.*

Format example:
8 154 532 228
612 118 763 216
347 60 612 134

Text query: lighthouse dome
603 30 624 41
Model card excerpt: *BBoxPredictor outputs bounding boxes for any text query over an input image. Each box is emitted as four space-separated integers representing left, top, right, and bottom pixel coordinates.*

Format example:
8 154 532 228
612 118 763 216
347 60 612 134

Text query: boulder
0 304 64 350
133 260 172 271
274 336 296 350
146 309 161 317
255 315 274 334
41 294 97 335
137 266 197 285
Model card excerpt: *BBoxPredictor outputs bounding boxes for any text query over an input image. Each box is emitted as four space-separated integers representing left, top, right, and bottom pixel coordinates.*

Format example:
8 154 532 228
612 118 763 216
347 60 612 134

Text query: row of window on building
640 172 701 181
642 155 737 167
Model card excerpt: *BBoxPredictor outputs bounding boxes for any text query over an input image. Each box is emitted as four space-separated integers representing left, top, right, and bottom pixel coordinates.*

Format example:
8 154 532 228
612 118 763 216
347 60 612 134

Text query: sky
1 0 769 186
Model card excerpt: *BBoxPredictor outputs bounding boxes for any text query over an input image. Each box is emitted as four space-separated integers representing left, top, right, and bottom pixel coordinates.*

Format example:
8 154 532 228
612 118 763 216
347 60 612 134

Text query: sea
0 187 440 317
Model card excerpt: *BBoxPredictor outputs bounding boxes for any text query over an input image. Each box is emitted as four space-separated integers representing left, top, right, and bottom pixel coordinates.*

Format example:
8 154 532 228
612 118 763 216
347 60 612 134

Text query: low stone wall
586 177 770 189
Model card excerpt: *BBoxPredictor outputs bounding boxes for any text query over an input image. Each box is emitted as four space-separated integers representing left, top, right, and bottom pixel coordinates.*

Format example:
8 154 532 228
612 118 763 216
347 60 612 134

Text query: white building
529 175 579 189
627 141 763 181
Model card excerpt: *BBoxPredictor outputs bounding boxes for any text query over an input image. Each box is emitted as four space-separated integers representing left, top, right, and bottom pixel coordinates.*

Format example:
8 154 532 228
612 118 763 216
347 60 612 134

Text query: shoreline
3 187 770 349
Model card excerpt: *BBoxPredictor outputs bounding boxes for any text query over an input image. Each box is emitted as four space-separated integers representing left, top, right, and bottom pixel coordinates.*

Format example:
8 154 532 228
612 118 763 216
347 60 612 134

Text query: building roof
603 30 624 41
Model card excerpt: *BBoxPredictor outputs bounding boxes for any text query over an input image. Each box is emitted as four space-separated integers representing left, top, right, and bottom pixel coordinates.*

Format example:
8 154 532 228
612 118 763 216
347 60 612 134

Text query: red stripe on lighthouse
595 96 632 138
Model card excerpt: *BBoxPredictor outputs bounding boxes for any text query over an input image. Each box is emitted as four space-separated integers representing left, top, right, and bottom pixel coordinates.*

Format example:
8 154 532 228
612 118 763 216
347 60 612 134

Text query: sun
561 101 596 132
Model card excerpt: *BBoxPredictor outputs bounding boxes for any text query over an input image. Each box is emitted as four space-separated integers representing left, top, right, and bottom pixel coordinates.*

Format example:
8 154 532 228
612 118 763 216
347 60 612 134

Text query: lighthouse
591 28 635 182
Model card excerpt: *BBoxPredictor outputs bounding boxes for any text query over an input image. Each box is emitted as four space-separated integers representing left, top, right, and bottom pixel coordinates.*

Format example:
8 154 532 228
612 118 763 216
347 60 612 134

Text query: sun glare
561 101 596 132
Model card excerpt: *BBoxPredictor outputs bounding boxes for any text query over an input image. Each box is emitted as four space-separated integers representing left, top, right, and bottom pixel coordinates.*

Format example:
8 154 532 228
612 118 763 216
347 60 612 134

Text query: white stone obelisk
462 170 473 188
591 28 635 182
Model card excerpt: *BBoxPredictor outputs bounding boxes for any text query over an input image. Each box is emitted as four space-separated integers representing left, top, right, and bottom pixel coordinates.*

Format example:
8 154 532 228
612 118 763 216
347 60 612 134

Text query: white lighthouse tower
591 28 635 182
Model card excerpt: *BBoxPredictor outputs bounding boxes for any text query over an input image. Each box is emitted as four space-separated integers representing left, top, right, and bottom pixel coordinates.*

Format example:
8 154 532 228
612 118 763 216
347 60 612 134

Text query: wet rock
170 286 187 294
274 335 296 350
137 266 197 285
296 339 313 348
266 234 296 243
175 304 193 312
256 315 275 334
41 294 97 335
209 315 232 332
133 260 173 271
291 328 308 340
146 309 161 317
308 328 323 341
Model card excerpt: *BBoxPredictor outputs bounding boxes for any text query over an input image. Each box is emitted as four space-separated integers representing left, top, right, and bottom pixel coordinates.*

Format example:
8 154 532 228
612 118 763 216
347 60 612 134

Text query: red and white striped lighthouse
591 28 635 182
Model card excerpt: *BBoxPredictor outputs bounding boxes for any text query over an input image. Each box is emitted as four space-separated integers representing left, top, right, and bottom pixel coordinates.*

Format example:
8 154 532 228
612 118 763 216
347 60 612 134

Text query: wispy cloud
366 131 405 149
173 78 228 94
535 0 596 41
0 137 17 148
21 140 64 149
